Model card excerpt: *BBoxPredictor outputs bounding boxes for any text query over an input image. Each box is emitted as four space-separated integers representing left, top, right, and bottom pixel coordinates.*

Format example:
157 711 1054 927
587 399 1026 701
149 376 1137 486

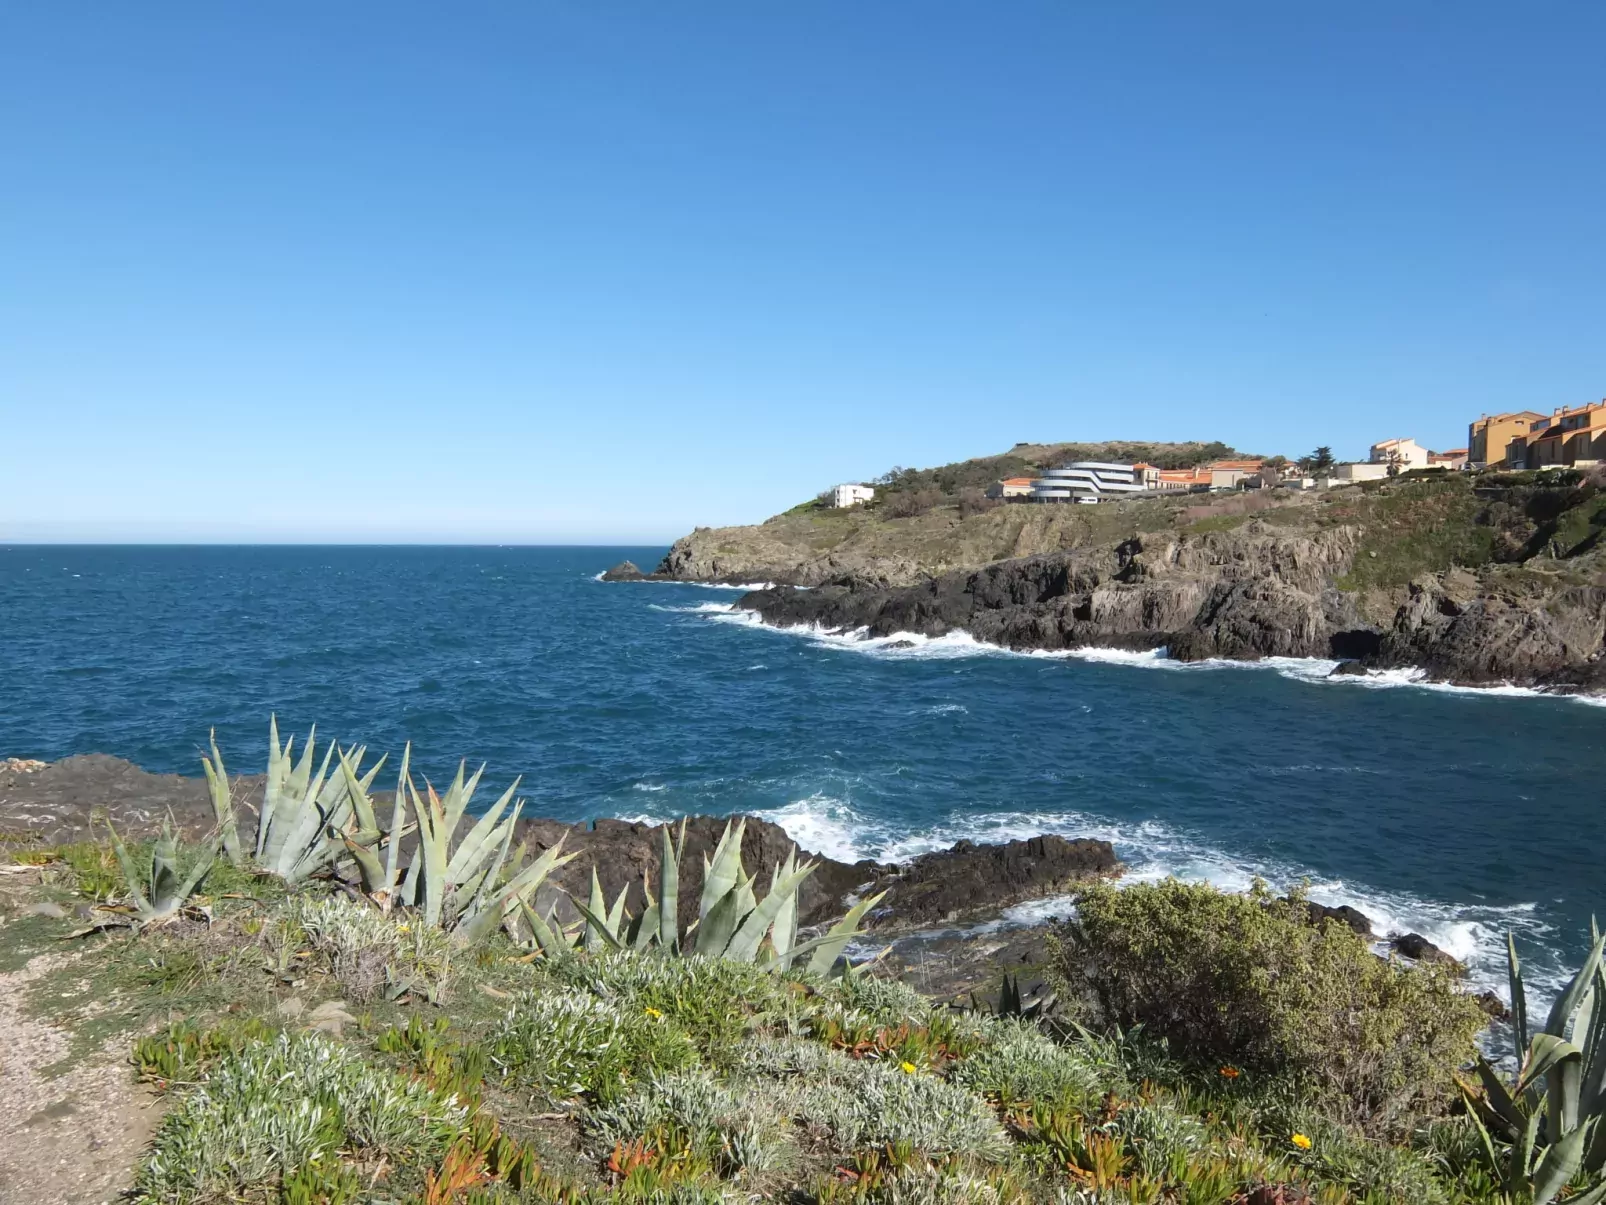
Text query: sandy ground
0 934 164 1204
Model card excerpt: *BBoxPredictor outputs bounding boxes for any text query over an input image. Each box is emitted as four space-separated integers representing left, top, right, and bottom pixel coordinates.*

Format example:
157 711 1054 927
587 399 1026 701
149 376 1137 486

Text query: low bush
134 1031 466 1203
283 894 454 1003
584 1068 785 1179
947 1017 1102 1108
550 951 797 1059
1057 879 1487 1132
490 987 699 1103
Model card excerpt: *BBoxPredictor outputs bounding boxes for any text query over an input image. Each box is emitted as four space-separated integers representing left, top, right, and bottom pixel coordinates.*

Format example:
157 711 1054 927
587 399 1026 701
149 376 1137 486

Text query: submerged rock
1392 931 1464 970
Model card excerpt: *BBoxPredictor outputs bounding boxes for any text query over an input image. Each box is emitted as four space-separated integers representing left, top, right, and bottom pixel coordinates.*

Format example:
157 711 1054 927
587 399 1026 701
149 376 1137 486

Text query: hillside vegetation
0 779 1570 1205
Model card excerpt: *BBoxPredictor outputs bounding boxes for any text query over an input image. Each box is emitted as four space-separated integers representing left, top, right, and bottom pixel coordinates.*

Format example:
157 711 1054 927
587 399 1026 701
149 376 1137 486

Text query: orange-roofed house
985 476 1038 499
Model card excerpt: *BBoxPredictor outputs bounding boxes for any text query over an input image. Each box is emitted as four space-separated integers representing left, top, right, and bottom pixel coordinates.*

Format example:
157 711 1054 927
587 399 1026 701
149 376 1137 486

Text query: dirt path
0 948 163 1205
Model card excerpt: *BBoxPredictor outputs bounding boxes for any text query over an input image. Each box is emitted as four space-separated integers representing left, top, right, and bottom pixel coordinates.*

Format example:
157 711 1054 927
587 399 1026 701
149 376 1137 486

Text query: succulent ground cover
0 722 1598 1203
0 835 1569 1205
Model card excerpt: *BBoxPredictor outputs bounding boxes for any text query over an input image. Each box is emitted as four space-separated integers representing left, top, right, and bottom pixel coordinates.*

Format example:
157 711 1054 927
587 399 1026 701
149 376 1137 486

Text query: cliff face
739 524 1382 664
659 476 1606 688
655 495 1227 587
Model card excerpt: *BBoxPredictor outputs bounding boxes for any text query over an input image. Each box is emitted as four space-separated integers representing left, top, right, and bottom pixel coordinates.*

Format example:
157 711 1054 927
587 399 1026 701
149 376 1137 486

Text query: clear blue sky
3 3 1602 543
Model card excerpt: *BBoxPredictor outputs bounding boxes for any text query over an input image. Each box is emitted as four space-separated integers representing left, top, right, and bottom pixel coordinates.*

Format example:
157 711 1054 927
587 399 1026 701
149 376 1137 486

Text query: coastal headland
627 446 1606 692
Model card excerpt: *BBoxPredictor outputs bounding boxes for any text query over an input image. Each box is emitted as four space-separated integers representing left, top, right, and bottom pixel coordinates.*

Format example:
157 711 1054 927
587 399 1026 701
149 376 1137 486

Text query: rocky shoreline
727 537 1606 693
1 753 1471 1002
631 472 1606 692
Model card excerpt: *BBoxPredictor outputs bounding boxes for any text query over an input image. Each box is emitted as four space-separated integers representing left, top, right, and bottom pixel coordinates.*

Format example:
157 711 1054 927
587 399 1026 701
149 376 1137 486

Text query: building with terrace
1030 462 1144 503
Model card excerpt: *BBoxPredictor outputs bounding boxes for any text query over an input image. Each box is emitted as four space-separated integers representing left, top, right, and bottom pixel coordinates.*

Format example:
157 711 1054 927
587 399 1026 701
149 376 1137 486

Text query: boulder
866 835 1120 926
1328 660 1369 677
1474 990 1512 1022
600 560 648 582
1300 900 1375 936
1391 932 1464 970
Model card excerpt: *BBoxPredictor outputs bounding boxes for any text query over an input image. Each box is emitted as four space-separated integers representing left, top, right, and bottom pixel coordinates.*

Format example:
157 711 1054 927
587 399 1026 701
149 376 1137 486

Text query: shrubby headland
2 729 1603 1204
630 443 1606 693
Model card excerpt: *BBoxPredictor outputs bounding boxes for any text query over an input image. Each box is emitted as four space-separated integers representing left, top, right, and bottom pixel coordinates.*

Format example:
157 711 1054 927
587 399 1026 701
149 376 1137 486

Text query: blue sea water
3 544 1603 1006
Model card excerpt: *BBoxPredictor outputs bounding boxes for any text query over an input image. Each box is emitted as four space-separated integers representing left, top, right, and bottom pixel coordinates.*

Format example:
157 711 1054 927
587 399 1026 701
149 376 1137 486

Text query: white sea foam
650 602 741 614
754 793 1566 1009
631 781 667 793
923 703 968 715
690 604 1606 709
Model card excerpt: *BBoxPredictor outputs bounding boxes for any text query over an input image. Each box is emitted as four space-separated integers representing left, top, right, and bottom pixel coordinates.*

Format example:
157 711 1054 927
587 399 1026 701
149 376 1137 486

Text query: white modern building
1030 462 1144 503
831 483 876 508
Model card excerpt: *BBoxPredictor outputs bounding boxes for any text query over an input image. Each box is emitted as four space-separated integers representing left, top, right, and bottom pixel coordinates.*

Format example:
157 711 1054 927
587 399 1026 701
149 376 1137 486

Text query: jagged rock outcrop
863 835 1119 925
1379 573 1606 689
740 526 1376 663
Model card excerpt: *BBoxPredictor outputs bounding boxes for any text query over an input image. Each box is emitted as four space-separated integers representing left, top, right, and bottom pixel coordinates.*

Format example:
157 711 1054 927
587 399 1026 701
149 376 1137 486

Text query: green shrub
947 1017 1102 1108
550 950 796 1059
584 1068 784 1178
490 987 698 1103
732 1034 1008 1159
134 1031 466 1203
1058 880 1487 1132
283 894 454 1003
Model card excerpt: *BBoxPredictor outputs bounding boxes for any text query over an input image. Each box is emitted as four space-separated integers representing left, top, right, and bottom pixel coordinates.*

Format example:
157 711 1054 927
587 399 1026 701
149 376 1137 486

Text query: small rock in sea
1328 661 1369 677
1391 932 1463 969
1300 900 1374 936
884 640 918 650
1474 990 1512 1022
600 560 647 582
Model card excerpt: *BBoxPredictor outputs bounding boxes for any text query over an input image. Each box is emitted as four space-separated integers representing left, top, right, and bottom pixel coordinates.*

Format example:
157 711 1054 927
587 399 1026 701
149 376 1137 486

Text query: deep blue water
3 544 1602 1003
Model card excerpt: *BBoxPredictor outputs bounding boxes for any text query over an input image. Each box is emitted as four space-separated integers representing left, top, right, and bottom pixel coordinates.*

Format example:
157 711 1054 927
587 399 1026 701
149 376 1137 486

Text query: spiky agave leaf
454 838 578 944
199 729 242 867
795 890 888 978
723 860 815 963
658 819 685 952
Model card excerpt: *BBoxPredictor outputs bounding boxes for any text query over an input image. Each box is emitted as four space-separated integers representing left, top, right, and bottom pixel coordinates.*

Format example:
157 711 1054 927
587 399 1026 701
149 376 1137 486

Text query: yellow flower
900 1061 918 1075
396 924 410 934
1292 1133 1313 1150
644 1007 663 1019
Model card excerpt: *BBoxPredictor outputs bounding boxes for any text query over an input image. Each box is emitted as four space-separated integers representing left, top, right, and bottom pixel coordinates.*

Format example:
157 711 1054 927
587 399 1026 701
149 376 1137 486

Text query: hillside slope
665 474 1606 689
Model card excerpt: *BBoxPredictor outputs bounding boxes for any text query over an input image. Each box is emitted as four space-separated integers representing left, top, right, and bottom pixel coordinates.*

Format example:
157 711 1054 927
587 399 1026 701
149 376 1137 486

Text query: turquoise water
3 544 1602 1005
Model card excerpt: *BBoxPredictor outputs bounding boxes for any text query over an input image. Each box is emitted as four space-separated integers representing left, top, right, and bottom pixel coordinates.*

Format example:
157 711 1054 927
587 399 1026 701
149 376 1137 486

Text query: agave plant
562 818 884 975
100 818 214 928
1462 929 1606 1205
201 718 387 885
203 720 574 943
385 759 573 941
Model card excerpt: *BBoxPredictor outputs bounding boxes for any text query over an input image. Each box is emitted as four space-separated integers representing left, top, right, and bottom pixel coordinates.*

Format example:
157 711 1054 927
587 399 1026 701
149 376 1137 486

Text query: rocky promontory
648 472 1606 691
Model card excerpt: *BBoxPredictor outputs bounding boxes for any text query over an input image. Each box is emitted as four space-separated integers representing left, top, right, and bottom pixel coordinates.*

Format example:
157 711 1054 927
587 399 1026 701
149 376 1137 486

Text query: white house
1332 462 1391 482
832 483 876 509
1369 438 1429 470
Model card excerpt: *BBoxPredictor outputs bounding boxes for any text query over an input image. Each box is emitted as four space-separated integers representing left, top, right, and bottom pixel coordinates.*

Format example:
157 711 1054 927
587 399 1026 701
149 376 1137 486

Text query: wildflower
1292 1133 1313 1150
900 1061 918 1074
644 1007 663 1019
396 923 410 933
1219 1066 1241 1079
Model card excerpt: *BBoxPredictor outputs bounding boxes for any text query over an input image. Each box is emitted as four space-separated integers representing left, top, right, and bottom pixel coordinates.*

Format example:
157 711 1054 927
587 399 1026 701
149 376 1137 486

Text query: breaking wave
750 793 1565 1011
691 603 1605 708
